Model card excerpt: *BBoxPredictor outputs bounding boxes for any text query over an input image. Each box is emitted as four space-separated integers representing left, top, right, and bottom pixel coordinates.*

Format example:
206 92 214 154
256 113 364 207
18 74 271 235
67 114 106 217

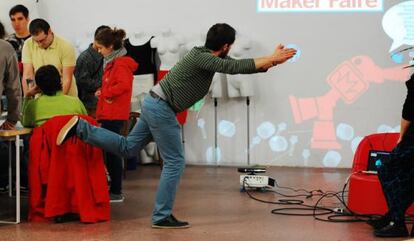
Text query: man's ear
222 44 230 51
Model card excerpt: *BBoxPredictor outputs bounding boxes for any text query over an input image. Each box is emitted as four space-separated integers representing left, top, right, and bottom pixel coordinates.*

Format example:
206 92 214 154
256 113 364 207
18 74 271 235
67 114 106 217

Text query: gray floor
0 165 410 241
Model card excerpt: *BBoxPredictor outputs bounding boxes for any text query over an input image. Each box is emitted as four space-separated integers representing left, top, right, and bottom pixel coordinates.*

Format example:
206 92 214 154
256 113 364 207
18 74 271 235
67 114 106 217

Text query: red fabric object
97 56 138 121
348 133 414 214
176 110 188 125
157 70 188 125
28 115 110 223
348 173 389 214
18 61 23 74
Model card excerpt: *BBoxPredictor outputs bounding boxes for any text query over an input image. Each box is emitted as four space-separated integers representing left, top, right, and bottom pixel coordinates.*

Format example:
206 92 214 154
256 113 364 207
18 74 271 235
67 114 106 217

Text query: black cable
241 175 385 223
273 180 325 198
243 177 333 217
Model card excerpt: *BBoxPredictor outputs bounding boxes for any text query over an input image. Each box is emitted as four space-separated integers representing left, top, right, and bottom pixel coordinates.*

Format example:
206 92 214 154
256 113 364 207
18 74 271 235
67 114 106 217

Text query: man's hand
273 44 285 55
254 44 297 71
25 86 41 98
272 44 297 65
0 120 16 130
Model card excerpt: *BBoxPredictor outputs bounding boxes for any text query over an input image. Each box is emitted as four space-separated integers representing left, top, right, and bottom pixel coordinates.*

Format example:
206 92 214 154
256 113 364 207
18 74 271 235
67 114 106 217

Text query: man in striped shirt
56 23 296 229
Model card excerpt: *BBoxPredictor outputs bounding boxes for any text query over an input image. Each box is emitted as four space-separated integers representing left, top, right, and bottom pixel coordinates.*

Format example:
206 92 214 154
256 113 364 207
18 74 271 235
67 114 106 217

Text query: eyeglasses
33 32 49 45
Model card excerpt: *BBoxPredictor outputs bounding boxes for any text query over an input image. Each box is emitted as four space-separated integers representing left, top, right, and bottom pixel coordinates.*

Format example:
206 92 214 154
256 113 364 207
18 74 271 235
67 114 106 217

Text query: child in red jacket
94 27 138 202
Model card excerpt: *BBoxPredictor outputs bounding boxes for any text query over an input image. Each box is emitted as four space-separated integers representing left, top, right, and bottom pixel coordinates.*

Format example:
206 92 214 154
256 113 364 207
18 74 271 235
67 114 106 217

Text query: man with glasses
22 18 77 98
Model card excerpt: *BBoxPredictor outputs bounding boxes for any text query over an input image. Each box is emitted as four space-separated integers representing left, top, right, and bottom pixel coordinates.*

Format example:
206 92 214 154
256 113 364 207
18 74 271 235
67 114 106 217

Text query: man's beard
219 49 230 58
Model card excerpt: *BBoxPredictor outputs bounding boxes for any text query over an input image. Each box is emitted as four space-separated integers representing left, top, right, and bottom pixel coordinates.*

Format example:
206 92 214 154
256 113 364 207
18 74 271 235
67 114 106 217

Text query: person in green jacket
22 64 86 128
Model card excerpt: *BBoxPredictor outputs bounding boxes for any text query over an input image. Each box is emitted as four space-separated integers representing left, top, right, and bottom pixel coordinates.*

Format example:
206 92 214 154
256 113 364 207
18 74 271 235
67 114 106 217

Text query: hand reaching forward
272 44 297 65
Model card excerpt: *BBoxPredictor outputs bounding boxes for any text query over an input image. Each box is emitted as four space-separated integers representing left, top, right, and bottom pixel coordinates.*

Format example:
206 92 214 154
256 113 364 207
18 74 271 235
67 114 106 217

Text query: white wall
2 0 412 168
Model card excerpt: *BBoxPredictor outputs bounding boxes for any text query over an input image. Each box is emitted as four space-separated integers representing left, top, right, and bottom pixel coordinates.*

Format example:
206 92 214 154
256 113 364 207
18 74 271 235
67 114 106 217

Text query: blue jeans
77 95 185 223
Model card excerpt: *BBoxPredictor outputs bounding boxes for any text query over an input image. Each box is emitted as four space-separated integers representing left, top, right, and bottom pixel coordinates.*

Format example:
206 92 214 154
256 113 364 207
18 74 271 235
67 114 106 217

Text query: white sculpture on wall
126 30 160 164
152 28 185 70
128 31 152 46
211 73 228 98
209 35 255 98
227 36 255 97
126 31 155 111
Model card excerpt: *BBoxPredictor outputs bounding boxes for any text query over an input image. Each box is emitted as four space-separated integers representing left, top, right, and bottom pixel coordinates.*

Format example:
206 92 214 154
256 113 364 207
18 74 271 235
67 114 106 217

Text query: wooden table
0 128 31 224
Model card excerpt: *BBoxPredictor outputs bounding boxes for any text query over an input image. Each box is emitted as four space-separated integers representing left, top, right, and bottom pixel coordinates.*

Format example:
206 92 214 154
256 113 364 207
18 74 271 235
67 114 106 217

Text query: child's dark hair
35 65 62 96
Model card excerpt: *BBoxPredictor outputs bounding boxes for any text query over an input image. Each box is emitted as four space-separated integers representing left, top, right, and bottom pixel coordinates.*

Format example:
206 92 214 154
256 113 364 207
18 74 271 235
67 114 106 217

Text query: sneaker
367 215 390 230
109 193 125 203
152 214 190 229
56 116 79 146
374 221 409 237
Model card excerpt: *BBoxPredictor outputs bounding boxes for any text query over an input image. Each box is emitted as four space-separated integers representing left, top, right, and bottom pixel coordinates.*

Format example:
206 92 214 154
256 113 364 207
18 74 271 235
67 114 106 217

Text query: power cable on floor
241 174 414 223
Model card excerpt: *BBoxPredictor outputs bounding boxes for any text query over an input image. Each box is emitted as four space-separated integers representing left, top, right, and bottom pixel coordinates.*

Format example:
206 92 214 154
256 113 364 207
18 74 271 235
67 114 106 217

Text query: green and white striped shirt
159 46 257 112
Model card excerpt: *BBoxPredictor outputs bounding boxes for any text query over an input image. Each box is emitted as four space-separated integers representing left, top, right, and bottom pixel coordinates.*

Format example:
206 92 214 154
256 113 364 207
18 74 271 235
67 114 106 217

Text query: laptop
366 150 391 174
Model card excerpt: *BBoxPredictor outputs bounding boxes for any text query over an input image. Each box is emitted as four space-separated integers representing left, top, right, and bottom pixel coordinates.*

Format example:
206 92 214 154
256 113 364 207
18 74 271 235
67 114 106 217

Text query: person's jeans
100 120 125 195
77 95 185 223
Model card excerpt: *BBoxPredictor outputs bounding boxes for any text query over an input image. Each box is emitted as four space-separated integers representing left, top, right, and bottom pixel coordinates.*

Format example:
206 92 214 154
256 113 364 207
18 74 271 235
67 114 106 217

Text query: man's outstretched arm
196 44 296 74
254 44 297 71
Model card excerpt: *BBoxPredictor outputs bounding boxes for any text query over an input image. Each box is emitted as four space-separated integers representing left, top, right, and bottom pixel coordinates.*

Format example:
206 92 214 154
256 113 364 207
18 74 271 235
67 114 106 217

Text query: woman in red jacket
94 27 138 202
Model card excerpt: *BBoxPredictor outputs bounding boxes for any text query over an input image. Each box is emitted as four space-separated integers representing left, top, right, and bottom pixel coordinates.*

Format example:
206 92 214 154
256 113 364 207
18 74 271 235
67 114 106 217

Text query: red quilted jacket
28 115 110 223
96 56 138 120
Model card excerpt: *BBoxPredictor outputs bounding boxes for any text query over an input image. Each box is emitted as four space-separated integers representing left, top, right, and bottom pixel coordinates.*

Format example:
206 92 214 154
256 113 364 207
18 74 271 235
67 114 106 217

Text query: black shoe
54 213 80 223
109 193 125 203
152 214 190 229
367 215 390 230
56 116 79 145
374 221 408 237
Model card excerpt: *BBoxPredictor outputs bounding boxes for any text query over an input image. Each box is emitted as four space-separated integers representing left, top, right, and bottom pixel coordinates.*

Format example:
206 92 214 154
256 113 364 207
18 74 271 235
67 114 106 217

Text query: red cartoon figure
290 55 410 149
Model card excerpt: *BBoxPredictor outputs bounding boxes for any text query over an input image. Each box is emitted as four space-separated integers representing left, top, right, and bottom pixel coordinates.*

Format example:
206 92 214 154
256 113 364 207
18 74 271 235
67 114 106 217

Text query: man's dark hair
94 25 110 38
35 65 62 96
29 18 50 35
205 23 236 51
9 4 29 18
0 21 5 39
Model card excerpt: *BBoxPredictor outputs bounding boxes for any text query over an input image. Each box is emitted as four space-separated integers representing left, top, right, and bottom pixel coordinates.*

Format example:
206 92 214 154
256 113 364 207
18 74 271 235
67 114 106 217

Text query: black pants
378 126 414 221
100 120 125 195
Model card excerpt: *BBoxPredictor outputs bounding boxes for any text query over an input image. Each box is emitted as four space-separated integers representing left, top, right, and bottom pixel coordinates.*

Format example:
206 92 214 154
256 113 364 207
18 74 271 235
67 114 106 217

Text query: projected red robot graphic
289 55 410 149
